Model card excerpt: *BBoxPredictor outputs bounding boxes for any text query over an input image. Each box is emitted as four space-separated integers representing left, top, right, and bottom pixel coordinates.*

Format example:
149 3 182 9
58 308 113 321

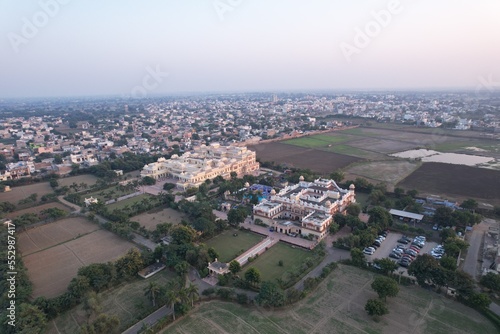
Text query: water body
390 149 495 167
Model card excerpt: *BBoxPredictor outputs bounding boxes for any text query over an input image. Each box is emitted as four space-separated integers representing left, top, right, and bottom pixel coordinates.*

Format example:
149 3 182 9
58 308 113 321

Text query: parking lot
364 231 439 275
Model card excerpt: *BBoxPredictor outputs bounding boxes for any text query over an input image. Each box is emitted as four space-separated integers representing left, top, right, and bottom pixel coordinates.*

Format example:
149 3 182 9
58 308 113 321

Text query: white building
141 143 259 189
253 177 355 240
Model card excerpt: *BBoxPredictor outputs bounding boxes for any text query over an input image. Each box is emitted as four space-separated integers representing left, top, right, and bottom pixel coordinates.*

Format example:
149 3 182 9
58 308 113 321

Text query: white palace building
253 177 356 240
140 143 259 190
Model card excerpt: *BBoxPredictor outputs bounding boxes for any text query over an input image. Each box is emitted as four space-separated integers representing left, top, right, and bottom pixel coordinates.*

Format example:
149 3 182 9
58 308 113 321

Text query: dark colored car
398 238 409 244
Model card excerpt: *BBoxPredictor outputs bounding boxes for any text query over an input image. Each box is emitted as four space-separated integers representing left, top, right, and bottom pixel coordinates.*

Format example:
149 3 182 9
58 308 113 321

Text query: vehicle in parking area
411 242 424 249
377 235 386 241
399 259 411 267
373 240 381 247
392 247 404 254
380 231 388 237
409 246 420 252
397 238 409 244
390 252 402 259
405 249 418 257
433 224 439 230
363 247 375 255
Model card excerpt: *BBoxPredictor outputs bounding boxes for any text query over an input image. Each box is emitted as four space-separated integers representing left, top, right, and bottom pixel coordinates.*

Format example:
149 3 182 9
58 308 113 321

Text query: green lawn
204 229 264 263
85 184 138 202
106 194 155 211
48 269 177 334
243 242 311 283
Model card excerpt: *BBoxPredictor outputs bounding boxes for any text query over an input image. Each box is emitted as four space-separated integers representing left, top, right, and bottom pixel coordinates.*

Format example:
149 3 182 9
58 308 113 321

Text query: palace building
140 143 259 189
253 177 355 240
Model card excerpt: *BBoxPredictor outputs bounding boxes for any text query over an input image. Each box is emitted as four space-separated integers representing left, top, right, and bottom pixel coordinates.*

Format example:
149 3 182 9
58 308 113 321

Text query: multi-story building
141 143 259 189
253 177 355 240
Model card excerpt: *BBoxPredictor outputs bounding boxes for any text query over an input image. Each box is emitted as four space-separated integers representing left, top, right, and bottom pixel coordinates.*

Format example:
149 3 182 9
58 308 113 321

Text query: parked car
390 252 402 259
433 224 439 230
397 238 409 244
363 247 375 255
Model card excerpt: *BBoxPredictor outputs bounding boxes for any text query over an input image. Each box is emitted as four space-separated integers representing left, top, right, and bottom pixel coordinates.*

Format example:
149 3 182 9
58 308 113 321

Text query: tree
480 272 500 292
83 291 102 323
229 260 241 275
407 254 440 287
144 282 160 307
373 258 399 275
329 170 344 183
371 276 399 301
256 281 285 307
350 248 366 268
227 207 248 227
365 298 389 317
174 261 189 277
460 199 478 212
245 267 261 286
83 313 120 334
367 206 392 230
163 183 176 191
433 207 454 226
468 292 491 310
439 255 457 271
49 179 59 188
185 283 199 307
346 203 361 217
440 228 456 242
165 288 181 320
16 303 47 334
141 176 156 185
369 189 386 205
394 187 405 198
406 189 418 198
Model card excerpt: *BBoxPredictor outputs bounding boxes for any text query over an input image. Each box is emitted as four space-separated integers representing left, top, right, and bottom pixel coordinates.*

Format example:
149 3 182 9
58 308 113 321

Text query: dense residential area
0 92 499 334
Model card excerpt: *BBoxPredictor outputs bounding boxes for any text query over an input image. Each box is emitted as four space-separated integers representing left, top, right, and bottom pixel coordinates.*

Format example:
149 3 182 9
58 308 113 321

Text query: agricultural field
46 269 177 334
18 217 98 255
242 242 311 283
397 162 500 206
249 142 362 174
345 161 422 191
164 265 497 334
204 228 264 263
57 174 99 187
21 219 136 298
0 181 53 204
4 202 71 219
131 207 186 230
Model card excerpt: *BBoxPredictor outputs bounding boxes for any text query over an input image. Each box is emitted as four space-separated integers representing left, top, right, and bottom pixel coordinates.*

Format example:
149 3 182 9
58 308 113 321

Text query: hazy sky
0 0 499 98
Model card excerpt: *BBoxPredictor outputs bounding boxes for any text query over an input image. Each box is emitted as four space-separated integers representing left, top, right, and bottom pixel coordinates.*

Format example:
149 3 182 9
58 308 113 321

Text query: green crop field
46 269 177 334
204 228 264 263
163 265 497 334
243 242 311 283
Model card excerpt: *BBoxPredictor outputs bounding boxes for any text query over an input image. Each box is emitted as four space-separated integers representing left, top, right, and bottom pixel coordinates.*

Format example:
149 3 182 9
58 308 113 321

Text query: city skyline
1 0 499 98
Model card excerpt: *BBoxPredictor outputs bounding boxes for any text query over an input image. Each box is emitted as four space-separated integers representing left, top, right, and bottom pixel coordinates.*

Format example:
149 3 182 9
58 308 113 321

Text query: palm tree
185 283 199 307
144 282 160 307
165 289 181 320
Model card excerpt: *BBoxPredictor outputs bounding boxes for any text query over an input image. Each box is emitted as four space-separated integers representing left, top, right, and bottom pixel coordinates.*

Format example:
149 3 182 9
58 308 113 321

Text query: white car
363 247 375 255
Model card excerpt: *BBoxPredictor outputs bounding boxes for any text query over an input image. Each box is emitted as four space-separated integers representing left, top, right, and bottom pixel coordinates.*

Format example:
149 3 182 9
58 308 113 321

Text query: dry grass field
345 161 422 191
164 265 497 334
20 218 136 298
18 217 99 256
0 182 53 204
57 174 99 187
4 202 71 219
131 207 186 230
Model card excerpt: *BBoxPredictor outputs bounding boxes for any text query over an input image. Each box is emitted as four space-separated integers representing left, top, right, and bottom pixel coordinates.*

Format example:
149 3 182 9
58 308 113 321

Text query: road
462 221 488 279
121 305 172 334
